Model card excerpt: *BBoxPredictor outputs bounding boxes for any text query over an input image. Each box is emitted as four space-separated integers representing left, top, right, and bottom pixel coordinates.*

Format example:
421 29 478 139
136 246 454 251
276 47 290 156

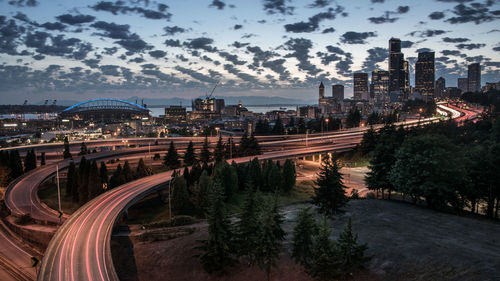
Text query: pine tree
110 163 125 189
256 198 285 281
9 150 23 179
248 158 262 190
213 162 238 202
234 188 262 263
266 161 281 193
40 152 46 165
196 179 235 273
225 137 237 159
292 207 318 266
88 160 101 200
337 218 369 275
164 141 181 169
272 116 284 135
200 136 211 164
66 161 76 197
308 218 342 281
281 159 296 193
196 170 212 212
99 162 109 189
171 175 193 215
122 160 134 182
136 158 150 178
239 132 250 156
78 157 90 205
214 136 225 163
24 149 36 172
248 133 261 156
183 141 196 166
313 154 348 217
78 142 88 156
63 136 72 159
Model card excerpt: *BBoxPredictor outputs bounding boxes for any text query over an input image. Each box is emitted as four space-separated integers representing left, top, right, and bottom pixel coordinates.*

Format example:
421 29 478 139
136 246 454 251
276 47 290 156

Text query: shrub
366 192 375 199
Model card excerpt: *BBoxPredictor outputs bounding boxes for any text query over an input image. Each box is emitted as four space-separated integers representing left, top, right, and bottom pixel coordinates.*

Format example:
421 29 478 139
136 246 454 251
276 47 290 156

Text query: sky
0 0 499 104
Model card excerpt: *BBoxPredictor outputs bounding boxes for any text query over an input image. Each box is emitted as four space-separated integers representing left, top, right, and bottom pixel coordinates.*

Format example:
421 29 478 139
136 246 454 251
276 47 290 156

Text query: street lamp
325 118 329 134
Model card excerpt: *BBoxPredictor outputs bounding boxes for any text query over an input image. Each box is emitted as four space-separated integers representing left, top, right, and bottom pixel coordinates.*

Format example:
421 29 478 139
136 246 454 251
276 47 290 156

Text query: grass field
37 181 81 215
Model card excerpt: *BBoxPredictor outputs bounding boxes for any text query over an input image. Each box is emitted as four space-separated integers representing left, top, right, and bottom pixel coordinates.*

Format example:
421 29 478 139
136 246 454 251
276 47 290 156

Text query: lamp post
325 118 329 134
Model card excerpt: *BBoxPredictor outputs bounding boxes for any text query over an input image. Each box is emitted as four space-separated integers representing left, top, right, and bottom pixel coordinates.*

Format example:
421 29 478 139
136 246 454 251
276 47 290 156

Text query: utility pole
168 174 173 221
56 164 62 224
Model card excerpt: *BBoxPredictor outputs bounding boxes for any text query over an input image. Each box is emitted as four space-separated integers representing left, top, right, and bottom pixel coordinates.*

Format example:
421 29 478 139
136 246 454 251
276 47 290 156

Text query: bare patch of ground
113 199 500 281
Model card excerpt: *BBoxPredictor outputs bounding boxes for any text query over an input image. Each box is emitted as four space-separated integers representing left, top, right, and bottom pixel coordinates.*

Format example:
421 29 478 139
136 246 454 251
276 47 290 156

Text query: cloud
371 0 384 3
175 66 218 83
336 56 353 78
308 0 333 8
57 14 96 25
91 21 132 39
246 46 278 67
362 47 387 71
224 64 260 83
116 38 152 53
443 37 469 43
234 24 243 30
316 51 341 65
494 46 500 52
456 43 486 50
408 29 447 37
83 59 100 68
283 38 321 75
232 41 249 48
218 51 246 65
322 27 335 33
262 59 290 81
340 31 376 44
416 48 432 53
91 1 172 20
369 5 409 24
429 11 445 20
401 40 414 48
40 22 66 31
0 18 26 55
149 50 167 58
441 49 464 57
263 0 295 15
25 31 93 59
163 26 186 36
8 0 38 7
164 39 181 47
100 65 121 76
284 7 341 33
183 37 217 52
209 0 226 10
397 6 409 14
446 3 499 24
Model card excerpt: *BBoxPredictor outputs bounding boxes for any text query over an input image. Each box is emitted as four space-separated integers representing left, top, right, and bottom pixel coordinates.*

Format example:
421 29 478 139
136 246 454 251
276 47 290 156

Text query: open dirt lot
112 199 500 281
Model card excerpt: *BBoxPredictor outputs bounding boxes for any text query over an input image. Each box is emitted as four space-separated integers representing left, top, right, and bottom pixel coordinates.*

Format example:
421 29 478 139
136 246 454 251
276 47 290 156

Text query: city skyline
0 0 499 104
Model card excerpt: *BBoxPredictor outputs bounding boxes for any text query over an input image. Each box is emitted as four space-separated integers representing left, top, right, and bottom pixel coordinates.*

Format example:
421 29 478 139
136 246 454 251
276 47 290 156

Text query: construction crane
206 81 219 100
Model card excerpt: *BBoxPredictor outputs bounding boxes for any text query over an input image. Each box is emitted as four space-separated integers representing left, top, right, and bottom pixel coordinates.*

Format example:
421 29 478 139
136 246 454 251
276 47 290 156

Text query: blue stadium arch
60 99 150 121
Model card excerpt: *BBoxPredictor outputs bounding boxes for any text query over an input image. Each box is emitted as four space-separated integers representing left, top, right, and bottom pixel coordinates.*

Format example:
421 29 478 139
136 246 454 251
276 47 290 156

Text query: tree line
0 148 46 186
362 118 500 218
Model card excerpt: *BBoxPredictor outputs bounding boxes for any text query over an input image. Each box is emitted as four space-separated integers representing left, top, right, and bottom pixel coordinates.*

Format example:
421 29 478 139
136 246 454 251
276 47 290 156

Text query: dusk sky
0 0 499 104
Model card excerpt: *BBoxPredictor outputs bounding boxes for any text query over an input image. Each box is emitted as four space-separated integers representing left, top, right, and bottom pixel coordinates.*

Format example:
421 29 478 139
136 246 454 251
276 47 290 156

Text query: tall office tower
458 78 468 93
353 72 369 100
332 84 344 101
468 63 481 92
404 60 410 96
319 81 325 99
389 38 406 94
435 77 446 98
415 51 435 99
371 69 390 102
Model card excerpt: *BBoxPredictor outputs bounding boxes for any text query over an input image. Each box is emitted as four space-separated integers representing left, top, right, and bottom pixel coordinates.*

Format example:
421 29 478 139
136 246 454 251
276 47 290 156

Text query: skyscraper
415 51 435 99
468 63 481 92
319 81 325 99
388 38 406 94
371 69 390 102
332 84 344 101
458 78 468 93
353 73 369 100
435 77 445 98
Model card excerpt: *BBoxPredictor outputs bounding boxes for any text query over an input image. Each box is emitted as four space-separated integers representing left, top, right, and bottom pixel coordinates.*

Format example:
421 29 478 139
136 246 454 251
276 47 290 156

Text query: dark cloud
176 54 188 62
369 5 409 24
164 39 181 47
308 0 333 8
416 48 432 53
32 54 44 60
262 59 290 81
443 37 469 43
232 41 249 48
493 46 500 52
163 26 186 36
441 49 465 57
322 27 335 33
183 37 217 52
397 6 409 14
100 65 121 76
8 0 38 7
401 40 414 48
316 51 341 65
56 14 96 25
284 7 341 33
326 45 345 55
336 56 353 78
40 22 66 31
103 47 118 55
141 64 158 70
362 47 387 71
175 66 218 83
408 29 447 37
283 38 321 75
149 50 167 58
91 21 131 39
224 64 260 83
116 38 152 53
446 3 499 24
219 51 246 65
371 0 384 3
456 43 486 50
25 31 92 59
0 18 26 55
340 31 376 44
92 1 172 20
209 0 226 10
83 59 100 68
263 0 295 15
246 45 278 67
429 11 445 20
234 24 243 30
128 57 145 63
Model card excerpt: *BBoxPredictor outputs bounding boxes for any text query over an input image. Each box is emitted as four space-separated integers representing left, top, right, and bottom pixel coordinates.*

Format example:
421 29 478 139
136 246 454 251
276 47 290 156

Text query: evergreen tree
183 141 196 166
63 136 72 159
255 119 271 135
360 127 378 156
171 175 193 215
109 163 125 189
234 188 261 263
136 158 150 178
213 162 238 201
183 166 191 187
66 161 77 198
78 142 88 156
292 207 319 266
9 150 24 179
40 152 46 166
78 157 90 205
196 170 212 212
298 118 306 134
238 132 250 156
337 218 370 275
164 141 181 169
122 160 134 182
313 154 348 217
308 218 342 281
281 159 296 193
272 116 284 135
88 160 101 200
346 108 361 128
248 133 261 155
248 158 262 190
264 160 281 192
99 162 109 189
200 136 211 164
214 136 225 163
24 149 36 172
225 137 237 159
196 179 235 273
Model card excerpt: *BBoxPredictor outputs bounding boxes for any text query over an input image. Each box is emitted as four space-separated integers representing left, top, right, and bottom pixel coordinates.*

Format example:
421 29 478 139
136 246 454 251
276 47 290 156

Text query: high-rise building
370 69 390 102
404 60 410 98
435 77 446 98
353 73 369 100
332 84 344 101
415 51 435 99
319 81 325 99
458 78 468 93
468 63 481 92
388 38 406 94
